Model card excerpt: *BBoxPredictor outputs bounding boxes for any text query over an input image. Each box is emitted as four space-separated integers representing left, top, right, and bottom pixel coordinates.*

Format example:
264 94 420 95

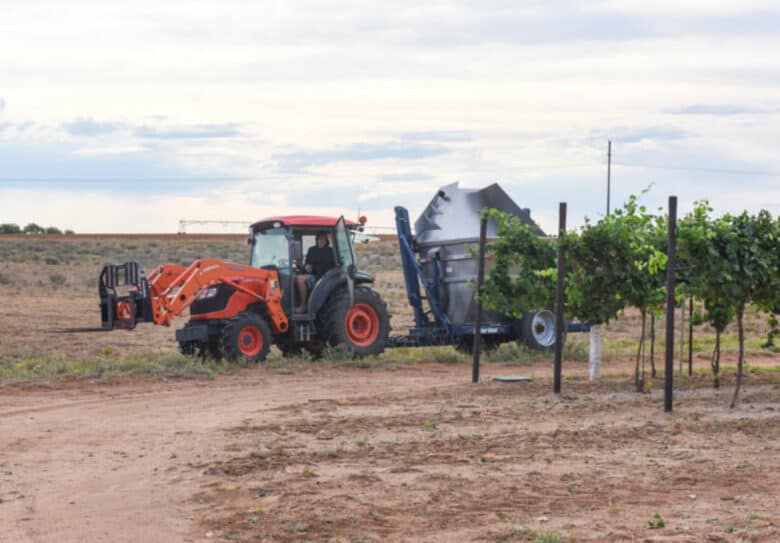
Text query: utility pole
606 140 612 216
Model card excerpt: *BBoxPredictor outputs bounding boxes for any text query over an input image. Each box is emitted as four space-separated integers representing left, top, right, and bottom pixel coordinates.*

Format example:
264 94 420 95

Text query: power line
613 162 780 178
0 177 251 182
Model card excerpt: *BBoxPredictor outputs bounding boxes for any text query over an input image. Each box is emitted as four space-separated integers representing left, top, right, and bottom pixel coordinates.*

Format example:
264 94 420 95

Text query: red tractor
99 216 390 361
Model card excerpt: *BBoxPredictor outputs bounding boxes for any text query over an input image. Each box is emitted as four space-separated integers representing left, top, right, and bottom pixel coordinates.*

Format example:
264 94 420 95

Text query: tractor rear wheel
222 312 272 363
321 287 390 356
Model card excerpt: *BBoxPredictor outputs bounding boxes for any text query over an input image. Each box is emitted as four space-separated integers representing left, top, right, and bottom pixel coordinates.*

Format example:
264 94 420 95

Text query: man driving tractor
295 230 336 312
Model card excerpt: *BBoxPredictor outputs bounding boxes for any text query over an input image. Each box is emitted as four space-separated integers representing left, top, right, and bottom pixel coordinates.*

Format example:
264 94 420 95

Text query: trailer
390 182 583 351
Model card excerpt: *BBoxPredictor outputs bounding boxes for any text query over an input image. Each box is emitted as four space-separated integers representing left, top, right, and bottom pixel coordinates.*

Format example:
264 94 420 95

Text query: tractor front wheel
321 287 390 357
222 312 272 363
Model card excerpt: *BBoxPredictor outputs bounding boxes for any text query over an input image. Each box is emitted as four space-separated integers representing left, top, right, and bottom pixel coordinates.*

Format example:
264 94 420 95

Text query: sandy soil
1 363 779 543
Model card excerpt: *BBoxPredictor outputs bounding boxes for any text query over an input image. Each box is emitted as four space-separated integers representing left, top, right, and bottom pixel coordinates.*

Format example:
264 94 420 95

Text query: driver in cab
295 231 336 312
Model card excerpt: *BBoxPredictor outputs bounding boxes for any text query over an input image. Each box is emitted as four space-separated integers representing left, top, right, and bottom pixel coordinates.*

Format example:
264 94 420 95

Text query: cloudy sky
1 0 779 234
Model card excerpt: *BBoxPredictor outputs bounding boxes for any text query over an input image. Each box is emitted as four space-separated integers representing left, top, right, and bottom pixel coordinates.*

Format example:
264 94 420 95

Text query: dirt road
0 365 462 542
2 363 779 542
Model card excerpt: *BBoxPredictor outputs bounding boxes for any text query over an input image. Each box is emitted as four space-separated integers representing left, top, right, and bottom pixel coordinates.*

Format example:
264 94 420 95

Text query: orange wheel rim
345 303 379 347
238 325 263 356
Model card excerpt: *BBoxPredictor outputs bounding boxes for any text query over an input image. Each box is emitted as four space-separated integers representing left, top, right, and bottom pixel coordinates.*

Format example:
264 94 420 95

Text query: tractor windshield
250 227 290 269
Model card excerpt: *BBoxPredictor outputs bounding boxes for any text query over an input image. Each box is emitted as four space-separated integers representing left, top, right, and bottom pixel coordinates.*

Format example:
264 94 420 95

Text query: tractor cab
248 215 370 318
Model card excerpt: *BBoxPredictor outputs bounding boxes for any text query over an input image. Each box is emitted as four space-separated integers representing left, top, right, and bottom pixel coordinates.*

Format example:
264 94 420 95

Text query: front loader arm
99 259 288 334
151 259 288 332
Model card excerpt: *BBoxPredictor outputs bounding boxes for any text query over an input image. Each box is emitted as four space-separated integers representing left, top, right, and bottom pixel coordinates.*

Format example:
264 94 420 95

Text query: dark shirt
305 245 336 278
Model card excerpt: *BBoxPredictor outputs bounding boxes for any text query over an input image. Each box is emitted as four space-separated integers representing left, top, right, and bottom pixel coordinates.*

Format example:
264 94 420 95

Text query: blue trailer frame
392 206 587 349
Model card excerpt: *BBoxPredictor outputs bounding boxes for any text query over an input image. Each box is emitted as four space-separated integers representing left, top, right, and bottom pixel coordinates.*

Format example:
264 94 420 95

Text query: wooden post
472 215 488 384
664 196 677 412
554 202 566 394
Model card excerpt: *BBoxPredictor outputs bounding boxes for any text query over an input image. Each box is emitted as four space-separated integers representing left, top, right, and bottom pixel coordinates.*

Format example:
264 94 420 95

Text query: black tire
221 312 272 363
521 310 557 351
320 287 390 356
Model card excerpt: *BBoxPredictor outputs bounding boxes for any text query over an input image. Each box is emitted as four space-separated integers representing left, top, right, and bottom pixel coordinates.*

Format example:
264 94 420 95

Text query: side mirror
246 237 254 246
347 264 357 279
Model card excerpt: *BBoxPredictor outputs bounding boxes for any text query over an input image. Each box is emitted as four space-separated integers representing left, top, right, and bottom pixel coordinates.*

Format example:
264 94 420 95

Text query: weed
356 436 370 447
49 273 67 286
321 344 355 362
534 532 561 543
747 512 761 520
422 419 437 431
280 520 310 535
648 513 666 529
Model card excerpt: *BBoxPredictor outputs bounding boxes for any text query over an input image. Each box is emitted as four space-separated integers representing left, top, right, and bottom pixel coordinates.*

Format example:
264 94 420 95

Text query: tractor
100 183 580 360
99 216 391 361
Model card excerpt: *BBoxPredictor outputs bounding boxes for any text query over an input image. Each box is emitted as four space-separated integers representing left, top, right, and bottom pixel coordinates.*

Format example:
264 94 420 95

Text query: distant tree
23 223 45 234
0 223 22 234
45 226 62 234
64 229 75 235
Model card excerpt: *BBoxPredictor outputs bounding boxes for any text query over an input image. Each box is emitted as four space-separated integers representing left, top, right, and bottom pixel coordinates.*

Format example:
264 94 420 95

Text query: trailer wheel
521 310 557 351
222 312 272 363
321 287 390 357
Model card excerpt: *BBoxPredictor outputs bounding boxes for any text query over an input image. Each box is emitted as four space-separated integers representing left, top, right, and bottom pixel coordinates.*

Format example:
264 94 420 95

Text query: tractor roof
251 215 358 230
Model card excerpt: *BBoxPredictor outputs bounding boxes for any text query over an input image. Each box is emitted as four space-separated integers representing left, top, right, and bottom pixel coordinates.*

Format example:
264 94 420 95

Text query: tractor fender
353 271 374 284
308 268 348 315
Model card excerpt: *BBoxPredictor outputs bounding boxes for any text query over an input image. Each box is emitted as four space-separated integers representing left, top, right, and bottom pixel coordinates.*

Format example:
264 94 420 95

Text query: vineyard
483 196 780 409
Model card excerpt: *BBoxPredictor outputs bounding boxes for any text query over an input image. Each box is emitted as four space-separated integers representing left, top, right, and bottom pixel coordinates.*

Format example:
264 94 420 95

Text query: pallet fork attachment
99 262 153 329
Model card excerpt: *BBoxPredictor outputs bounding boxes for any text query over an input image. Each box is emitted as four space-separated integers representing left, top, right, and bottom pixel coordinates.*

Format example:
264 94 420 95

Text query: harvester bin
414 182 544 326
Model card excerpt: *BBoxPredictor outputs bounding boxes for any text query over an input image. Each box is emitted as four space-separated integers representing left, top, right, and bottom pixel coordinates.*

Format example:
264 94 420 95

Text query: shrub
0 223 22 234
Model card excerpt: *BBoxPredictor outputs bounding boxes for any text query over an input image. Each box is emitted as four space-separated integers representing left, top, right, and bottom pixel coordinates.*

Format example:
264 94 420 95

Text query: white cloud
1 1 779 233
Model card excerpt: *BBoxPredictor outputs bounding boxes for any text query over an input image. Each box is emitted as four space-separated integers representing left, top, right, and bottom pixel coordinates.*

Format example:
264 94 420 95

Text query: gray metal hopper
415 182 544 326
